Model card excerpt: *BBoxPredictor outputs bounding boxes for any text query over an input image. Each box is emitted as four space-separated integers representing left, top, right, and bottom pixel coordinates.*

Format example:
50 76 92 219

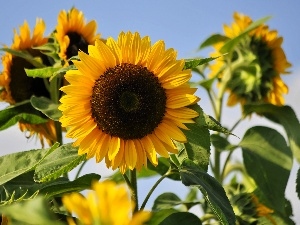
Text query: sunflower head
0 19 56 146
55 7 100 62
210 12 291 107
62 180 151 225
59 31 199 173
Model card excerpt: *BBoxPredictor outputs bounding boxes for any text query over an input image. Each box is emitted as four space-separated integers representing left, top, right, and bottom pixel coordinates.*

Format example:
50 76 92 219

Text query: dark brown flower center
91 63 167 139
9 49 51 102
66 32 88 59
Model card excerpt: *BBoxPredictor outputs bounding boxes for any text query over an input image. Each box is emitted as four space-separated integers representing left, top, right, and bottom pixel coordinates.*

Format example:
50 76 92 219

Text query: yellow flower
59 31 199 173
55 7 100 62
62 180 151 225
0 19 56 147
210 12 291 107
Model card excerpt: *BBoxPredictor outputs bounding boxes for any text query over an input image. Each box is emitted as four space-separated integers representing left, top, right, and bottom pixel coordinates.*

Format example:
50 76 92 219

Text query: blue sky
0 0 300 222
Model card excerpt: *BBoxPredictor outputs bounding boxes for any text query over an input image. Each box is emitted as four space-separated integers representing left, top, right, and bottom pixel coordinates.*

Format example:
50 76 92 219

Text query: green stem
140 170 172 210
220 150 234 181
75 160 88 179
130 169 138 213
122 173 132 189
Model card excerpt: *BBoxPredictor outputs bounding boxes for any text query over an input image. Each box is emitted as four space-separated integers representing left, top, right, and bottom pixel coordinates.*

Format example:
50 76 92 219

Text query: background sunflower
55 7 100 63
0 19 56 147
209 12 291 107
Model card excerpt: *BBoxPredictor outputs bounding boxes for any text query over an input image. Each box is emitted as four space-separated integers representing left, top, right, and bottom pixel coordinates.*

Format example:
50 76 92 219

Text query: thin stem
75 160 88 179
130 169 139 213
140 170 172 210
220 150 234 181
122 173 132 189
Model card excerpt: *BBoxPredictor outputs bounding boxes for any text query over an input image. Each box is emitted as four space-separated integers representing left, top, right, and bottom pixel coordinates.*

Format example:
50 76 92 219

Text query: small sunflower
0 19 56 146
59 31 199 173
55 7 100 62
210 12 291 107
62 180 151 225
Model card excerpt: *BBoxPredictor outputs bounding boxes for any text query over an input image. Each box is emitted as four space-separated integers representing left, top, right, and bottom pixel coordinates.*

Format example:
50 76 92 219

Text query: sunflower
59 31 199 173
62 180 151 225
210 12 291 107
55 7 100 62
0 19 56 147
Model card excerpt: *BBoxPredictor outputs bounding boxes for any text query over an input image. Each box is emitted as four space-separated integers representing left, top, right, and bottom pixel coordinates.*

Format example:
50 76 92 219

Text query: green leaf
0 101 49 131
147 209 178 225
219 16 271 54
25 67 60 78
240 126 292 214
243 103 300 162
50 65 76 81
30 96 62 121
0 196 64 225
152 193 181 211
197 76 217 90
199 34 230 49
177 104 210 171
211 134 235 150
160 212 202 225
0 48 44 68
297 167 300 200
34 143 86 182
184 57 219 70
147 157 180 180
204 113 237 137
40 173 101 198
180 159 236 225
0 143 59 185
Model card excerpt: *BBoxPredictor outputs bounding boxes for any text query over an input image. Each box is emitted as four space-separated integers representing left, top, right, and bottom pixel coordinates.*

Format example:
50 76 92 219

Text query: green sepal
30 96 62 121
219 16 271 54
179 159 236 225
34 143 86 182
199 34 230 49
0 48 44 68
0 101 49 131
243 103 300 162
184 57 220 70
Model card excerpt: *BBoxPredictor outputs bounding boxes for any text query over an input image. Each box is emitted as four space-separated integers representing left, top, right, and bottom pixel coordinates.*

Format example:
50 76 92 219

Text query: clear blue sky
1 0 300 222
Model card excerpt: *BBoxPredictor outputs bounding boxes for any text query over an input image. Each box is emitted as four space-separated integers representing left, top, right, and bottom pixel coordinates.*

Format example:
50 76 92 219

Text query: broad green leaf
184 57 219 70
152 192 200 212
0 143 59 185
0 196 64 225
243 103 300 162
240 126 292 214
30 96 62 121
25 67 60 78
297 167 300 200
147 209 178 225
211 134 235 151
34 143 86 182
0 101 49 131
0 48 44 68
180 159 236 225
219 16 271 54
197 76 217 90
152 193 181 211
50 65 76 81
40 173 101 198
199 34 230 49
160 212 202 225
177 104 210 171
